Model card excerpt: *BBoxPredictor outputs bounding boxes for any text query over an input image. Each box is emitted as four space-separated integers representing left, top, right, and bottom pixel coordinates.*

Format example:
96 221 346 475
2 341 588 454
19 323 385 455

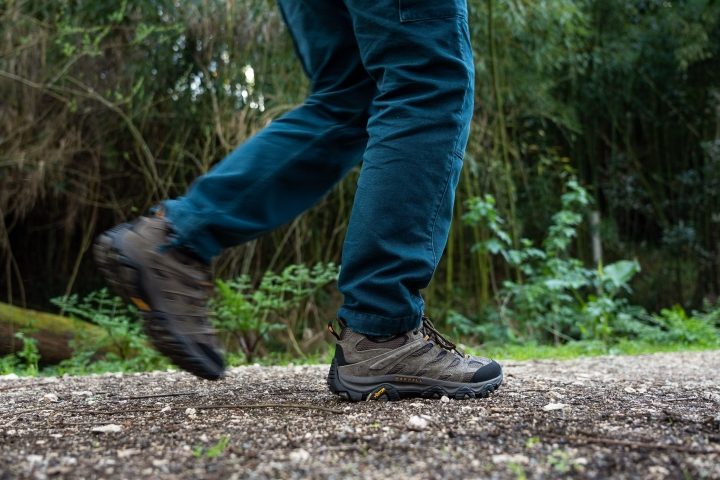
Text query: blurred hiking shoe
93 210 225 380
327 316 502 401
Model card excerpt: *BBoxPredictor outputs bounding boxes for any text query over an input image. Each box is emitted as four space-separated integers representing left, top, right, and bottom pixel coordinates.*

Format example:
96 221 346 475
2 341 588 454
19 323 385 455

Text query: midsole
336 369 503 392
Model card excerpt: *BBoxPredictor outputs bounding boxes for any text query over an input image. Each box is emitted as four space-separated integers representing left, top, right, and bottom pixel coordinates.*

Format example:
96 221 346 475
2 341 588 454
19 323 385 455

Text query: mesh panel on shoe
427 350 448 364
449 357 460 368
469 359 489 367
356 335 407 351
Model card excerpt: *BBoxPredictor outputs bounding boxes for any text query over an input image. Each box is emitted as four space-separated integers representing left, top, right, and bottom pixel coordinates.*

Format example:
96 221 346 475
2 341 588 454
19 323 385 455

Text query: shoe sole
327 359 503 402
93 227 224 380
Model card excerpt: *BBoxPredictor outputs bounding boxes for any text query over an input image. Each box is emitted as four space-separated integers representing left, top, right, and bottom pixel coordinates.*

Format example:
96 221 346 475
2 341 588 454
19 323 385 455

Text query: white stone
492 454 529 464
407 415 429 430
71 390 93 397
542 403 569 412
289 448 310 463
117 449 141 459
702 391 720 404
42 393 59 403
440 396 450 403
648 466 670 476
91 424 122 433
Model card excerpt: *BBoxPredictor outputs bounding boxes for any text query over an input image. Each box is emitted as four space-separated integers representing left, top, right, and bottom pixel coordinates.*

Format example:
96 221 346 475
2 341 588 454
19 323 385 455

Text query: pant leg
164 0 375 262
337 0 475 335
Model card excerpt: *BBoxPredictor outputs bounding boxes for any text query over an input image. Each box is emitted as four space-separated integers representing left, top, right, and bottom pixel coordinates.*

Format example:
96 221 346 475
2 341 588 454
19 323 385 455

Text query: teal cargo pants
164 0 475 336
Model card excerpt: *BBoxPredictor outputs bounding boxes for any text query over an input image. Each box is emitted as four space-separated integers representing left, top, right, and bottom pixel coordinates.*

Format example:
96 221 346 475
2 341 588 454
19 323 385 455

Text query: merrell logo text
395 376 422 384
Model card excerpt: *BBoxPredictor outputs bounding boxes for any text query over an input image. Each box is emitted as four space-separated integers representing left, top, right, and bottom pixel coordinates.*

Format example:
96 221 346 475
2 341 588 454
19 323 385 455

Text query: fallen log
0 302 108 363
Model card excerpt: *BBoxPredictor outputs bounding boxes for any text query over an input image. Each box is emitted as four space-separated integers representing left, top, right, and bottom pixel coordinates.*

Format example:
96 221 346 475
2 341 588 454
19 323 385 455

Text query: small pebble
542 403 569 412
492 454 530 465
407 415 429 430
91 424 122 433
42 393 59 403
289 449 310 463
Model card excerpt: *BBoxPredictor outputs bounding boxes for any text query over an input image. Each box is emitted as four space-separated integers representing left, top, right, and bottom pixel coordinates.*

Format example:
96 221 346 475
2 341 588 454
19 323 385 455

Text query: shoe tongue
357 334 408 350
365 333 398 342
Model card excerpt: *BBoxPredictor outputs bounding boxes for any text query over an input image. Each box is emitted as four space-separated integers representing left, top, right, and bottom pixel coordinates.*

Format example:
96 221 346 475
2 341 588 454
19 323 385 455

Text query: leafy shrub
0 331 41 376
648 306 720 347
50 289 167 374
462 178 720 347
211 262 339 362
26 263 339 374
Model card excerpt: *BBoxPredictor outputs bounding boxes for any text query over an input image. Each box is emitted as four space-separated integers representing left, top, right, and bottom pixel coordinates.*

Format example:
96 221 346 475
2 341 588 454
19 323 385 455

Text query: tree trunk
0 302 107 364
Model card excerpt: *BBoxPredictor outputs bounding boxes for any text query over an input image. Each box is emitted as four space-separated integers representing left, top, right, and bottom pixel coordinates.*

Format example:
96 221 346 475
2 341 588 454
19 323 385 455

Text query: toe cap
472 360 503 383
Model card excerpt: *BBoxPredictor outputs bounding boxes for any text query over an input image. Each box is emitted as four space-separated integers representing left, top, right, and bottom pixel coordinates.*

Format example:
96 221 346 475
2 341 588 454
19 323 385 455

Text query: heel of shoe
93 228 143 307
327 359 401 402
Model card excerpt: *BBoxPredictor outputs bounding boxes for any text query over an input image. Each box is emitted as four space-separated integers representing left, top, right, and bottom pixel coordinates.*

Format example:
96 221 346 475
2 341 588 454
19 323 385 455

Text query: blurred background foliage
1 0 720 367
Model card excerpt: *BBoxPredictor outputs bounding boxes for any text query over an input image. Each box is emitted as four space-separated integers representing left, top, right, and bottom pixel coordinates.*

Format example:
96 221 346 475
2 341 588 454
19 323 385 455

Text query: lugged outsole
93 228 224 381
327 359 503 402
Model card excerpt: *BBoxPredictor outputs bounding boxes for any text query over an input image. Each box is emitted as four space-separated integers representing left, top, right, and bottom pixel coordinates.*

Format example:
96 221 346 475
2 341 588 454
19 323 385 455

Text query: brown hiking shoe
93 212 225 380
327 316 502 401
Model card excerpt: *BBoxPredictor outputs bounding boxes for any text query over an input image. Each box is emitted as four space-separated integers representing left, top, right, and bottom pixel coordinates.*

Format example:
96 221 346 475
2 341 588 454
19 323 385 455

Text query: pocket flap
399 0 467 23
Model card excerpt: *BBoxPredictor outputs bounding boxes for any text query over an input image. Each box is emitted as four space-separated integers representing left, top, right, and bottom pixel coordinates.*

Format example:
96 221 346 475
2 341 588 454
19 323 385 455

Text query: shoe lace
419 315 467 358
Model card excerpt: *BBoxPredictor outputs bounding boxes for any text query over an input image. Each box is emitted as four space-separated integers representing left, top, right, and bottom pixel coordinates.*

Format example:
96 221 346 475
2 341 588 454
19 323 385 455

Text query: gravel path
1 350 719 479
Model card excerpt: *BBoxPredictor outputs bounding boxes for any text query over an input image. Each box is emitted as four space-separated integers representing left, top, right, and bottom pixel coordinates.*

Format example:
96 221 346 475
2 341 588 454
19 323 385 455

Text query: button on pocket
399 0 467 23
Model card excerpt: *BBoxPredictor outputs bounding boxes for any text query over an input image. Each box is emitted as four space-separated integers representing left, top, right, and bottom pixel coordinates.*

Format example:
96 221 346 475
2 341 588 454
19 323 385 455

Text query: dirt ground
1 350 719 479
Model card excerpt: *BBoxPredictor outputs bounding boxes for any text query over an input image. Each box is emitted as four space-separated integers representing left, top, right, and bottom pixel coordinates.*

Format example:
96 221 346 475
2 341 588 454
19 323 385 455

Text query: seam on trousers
429 154 454 266
277 1 313 79
428 18 472 268
451 19 473 156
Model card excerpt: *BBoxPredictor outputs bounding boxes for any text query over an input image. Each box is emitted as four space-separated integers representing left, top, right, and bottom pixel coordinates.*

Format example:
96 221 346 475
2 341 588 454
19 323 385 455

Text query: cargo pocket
399 0 467 23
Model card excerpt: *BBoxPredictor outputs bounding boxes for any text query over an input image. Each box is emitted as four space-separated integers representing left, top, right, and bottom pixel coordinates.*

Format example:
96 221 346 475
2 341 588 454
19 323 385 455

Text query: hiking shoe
327 316 502 401
93 211 225 380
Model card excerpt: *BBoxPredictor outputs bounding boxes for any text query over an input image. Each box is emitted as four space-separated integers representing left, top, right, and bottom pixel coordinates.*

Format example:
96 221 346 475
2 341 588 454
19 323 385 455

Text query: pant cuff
163 198 219 263
338 307 423 336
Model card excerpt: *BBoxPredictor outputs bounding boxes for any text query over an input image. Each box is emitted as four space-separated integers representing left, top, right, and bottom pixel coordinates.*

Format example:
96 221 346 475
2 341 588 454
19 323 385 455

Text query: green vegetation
1 1 719 373
456 179 720 349
0 332 40 376
212 263 338 363
194 436 231 459
49 290 168 374
0 183 716 376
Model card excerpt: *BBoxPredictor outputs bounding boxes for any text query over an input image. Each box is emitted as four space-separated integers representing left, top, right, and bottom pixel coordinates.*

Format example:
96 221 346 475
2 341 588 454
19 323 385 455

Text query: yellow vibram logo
130 297 151 312
372 387 386 399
